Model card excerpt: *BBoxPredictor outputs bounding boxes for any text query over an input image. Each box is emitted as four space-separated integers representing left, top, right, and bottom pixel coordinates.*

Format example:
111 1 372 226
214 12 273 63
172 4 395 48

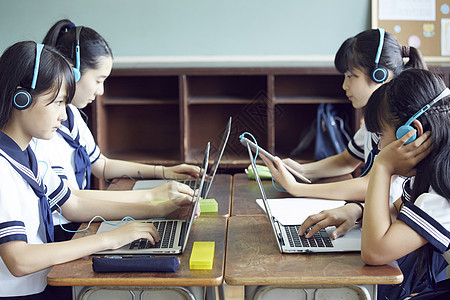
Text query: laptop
95 142 210 255
132 117 232 198
246 143 361 253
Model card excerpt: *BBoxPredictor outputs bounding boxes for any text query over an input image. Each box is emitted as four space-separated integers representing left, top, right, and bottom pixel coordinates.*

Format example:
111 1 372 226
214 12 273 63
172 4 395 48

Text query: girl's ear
411 119 424 136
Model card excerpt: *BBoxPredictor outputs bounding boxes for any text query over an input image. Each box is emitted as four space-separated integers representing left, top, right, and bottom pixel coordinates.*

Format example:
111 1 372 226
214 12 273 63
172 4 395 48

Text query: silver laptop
95 142 210 255
132 117 232 199
247 143 361 253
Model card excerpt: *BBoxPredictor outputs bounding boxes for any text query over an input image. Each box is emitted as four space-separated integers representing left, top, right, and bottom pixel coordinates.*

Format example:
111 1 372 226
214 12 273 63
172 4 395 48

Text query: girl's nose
59 107 67 121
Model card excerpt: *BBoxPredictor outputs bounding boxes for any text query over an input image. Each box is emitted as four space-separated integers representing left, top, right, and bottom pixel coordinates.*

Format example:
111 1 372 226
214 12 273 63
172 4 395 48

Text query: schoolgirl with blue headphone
361 68 450 299
262 29 427 238
0 41 195 299
33 19 201 241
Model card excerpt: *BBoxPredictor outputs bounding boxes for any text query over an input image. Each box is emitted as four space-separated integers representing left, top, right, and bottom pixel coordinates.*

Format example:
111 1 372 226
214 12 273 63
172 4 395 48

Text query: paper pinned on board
378 0 435 21
256 198 346 225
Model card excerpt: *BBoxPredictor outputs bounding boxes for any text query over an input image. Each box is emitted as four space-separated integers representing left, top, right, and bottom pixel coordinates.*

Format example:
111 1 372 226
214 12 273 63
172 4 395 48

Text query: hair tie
401 45 410 58
67 22 76 30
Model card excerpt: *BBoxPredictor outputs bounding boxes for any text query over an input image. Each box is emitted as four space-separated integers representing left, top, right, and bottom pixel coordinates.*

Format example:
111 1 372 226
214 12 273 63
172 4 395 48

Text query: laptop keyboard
129 220 178 249
179 179 198 190
285 225 333 248
179 178 211 190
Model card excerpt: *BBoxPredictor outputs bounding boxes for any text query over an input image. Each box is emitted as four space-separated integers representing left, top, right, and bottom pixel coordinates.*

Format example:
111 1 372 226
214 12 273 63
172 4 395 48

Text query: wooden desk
107 174 232 216
232 173 352 216
47 216 227 300
225 216 403 299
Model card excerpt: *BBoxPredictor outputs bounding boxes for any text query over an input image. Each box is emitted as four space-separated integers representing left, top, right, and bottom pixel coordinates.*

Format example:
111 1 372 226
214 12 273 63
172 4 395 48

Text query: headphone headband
72 26 83 82
372 28 388 83
404 87 450 126
12 43 44 110
31 43 44 90
396 87 450 144
374 28 385 66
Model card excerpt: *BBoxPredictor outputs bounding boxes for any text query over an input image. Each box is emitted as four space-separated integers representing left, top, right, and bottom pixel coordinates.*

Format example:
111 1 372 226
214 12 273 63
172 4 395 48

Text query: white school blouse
347 122 404 203
397 184 450 264
33 104 101 225
0 144 71 297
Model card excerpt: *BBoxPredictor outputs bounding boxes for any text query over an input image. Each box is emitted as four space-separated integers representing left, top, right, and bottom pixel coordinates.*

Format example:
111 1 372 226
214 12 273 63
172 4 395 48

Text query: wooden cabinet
94 65 364 170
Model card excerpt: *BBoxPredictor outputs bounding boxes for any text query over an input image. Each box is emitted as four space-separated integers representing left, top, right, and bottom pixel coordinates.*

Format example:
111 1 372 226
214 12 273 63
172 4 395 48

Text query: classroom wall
0 0 370 61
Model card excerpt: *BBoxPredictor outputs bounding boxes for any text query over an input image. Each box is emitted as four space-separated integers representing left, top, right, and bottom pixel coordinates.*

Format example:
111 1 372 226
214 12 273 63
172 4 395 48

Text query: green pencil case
247 164 272 180
199 198 218 214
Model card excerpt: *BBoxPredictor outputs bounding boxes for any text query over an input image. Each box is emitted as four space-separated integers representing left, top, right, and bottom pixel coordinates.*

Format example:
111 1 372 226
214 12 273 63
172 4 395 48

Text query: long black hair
0 41 76 130
43 19 112 74
335 29 427 81
365 68 450 201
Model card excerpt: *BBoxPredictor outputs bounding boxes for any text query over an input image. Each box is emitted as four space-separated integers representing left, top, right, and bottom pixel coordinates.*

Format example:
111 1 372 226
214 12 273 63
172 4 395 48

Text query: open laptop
95 142 210 255
132 117 232 198
246 143 361 253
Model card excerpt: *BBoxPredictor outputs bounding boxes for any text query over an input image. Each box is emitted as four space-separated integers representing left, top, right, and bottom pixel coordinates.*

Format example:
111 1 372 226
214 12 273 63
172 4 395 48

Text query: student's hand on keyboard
103 221 160 250
151 181 195 202
164 163 201 180
161 196 201 220
298 204 362 240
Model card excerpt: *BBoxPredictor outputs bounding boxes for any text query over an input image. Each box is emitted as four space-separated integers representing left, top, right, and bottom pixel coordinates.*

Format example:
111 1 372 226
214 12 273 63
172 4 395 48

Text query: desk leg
205 286 216 300
218 284 225 300
204 284 225 300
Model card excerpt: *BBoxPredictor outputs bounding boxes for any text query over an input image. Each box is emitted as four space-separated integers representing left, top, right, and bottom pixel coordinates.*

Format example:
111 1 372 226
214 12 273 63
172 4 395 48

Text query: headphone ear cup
396 125 416 145
372 66 388 83
13 88 33 110
72 67 81 83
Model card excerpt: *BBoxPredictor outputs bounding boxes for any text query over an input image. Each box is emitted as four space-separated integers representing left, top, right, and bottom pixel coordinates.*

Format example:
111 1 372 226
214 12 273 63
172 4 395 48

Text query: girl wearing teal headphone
361 69 450 299
36 20 201 241
262 28 427 234
0 41 196 299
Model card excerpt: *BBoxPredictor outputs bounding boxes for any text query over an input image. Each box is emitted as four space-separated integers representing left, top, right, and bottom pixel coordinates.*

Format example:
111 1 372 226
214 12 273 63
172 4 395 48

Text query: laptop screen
246 143 284 252
203 117 231 198
181 142 210 251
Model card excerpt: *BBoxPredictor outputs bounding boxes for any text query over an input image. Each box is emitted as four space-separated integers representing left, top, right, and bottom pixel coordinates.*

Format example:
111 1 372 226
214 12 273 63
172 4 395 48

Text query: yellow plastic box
189 241 215 269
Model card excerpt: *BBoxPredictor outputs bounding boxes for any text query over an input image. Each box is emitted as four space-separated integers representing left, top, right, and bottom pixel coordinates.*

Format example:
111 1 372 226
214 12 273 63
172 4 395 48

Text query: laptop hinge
272 217 285 245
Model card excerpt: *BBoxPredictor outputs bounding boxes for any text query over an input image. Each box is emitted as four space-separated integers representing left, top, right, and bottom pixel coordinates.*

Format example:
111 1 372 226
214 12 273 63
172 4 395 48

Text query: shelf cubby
94 64 433 174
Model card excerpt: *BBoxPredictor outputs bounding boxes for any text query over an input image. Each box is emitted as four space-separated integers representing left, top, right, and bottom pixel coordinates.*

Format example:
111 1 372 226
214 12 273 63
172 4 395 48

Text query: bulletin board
372 0 450 61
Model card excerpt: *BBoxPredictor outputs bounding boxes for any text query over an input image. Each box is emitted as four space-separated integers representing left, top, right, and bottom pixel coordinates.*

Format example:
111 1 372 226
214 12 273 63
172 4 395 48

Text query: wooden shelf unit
94 66 364 170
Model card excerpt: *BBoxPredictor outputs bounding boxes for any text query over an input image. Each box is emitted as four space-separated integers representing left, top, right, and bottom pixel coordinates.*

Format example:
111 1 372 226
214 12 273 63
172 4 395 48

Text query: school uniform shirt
347 121 404 203
398 180 450 263
32 104 101 225
0 137 71 297
378 178 450 299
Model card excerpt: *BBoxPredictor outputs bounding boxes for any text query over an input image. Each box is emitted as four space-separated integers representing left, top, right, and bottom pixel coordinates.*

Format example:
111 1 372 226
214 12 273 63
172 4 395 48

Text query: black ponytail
334 29 427 80
43 19 112 74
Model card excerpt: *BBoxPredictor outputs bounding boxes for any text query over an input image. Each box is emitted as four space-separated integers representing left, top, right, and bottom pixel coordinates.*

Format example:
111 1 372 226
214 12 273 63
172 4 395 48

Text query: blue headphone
72 26 82 82
13 43 44 110
396 87 450 144
372 28 388 83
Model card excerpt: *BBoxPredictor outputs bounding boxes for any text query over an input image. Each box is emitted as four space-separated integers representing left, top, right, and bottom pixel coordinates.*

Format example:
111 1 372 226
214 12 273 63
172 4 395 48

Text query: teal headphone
13 43 44 110
372 28 388 83
72 26 82 82
395 87 450 144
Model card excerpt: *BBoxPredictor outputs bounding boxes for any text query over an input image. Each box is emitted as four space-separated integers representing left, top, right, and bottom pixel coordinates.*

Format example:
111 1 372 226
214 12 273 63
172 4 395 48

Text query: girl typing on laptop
33 19 201 241
0 41 198 299
309 69 449 299
261 29 426 204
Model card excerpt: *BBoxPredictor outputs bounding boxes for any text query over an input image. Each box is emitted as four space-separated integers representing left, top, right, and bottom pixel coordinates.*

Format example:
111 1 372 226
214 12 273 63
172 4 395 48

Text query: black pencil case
92 256 180 273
